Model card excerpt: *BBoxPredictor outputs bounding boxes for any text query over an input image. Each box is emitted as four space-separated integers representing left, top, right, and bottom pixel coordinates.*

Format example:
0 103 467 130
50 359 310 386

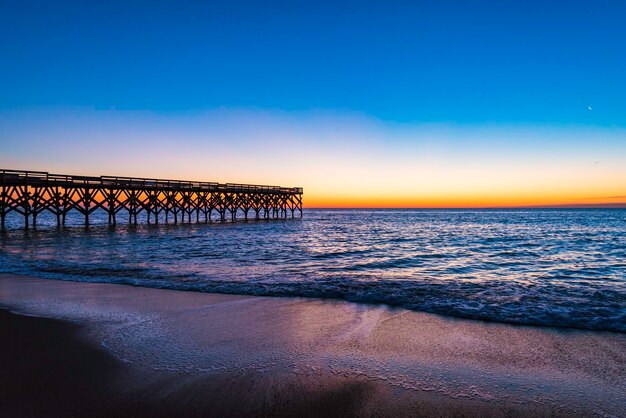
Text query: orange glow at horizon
303 194 626 209
302 184 626 208
297 154 626 208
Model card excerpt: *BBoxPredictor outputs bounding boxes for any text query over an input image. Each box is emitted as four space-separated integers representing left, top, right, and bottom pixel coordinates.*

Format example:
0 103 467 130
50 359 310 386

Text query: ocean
1 209 624 332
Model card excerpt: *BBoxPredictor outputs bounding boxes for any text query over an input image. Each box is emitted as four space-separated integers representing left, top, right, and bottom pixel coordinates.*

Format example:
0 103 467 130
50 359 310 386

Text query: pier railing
0 169 303 228
0 169 303 194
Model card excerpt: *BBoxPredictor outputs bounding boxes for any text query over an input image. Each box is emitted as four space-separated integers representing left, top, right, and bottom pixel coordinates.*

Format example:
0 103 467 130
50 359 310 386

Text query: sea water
1 209 624 332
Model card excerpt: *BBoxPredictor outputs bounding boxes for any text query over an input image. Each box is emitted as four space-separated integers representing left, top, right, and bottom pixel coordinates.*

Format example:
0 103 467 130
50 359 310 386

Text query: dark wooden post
22 186 30 229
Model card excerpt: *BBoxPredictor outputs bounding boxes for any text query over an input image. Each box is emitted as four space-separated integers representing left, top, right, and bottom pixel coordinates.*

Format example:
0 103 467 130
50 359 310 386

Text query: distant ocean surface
1 209 624 332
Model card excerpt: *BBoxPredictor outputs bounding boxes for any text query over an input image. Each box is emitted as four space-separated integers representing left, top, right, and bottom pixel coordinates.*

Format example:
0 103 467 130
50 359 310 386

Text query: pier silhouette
0 169 303 229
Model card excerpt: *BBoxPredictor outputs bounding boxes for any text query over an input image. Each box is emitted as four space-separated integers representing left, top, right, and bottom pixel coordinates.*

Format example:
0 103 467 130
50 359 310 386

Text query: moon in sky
588 106 593 111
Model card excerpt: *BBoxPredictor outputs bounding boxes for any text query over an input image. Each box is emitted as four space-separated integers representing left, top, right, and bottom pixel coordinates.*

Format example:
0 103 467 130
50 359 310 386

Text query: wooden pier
0 169 303 229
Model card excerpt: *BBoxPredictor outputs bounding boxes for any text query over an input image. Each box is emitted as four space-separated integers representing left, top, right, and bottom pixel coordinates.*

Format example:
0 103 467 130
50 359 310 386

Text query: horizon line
304 203 626 209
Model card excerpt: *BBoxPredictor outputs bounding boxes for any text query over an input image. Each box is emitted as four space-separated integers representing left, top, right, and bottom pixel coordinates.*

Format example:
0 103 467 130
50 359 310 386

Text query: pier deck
0 169 303 228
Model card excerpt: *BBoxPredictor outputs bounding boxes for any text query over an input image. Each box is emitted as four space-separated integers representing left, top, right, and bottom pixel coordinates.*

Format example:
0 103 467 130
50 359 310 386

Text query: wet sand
1 274 625 417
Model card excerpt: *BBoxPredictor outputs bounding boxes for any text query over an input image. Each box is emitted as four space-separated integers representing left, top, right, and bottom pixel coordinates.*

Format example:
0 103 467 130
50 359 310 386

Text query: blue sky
2 0 624 124
1 1 625 206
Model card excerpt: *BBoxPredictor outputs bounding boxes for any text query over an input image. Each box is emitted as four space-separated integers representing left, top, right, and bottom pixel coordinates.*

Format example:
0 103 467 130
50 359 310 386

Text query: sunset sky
1 1 625 207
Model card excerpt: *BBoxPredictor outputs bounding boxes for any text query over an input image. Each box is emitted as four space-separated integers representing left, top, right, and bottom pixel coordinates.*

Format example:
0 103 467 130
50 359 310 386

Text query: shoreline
1 274 625 417
2 270 621 334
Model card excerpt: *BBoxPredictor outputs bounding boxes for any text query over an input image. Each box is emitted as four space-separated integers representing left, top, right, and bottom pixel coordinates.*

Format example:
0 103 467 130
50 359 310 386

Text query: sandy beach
1 273 625 417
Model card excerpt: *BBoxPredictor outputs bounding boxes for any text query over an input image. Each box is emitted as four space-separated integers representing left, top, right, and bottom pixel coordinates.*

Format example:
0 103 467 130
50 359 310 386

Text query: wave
4 266 625 333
